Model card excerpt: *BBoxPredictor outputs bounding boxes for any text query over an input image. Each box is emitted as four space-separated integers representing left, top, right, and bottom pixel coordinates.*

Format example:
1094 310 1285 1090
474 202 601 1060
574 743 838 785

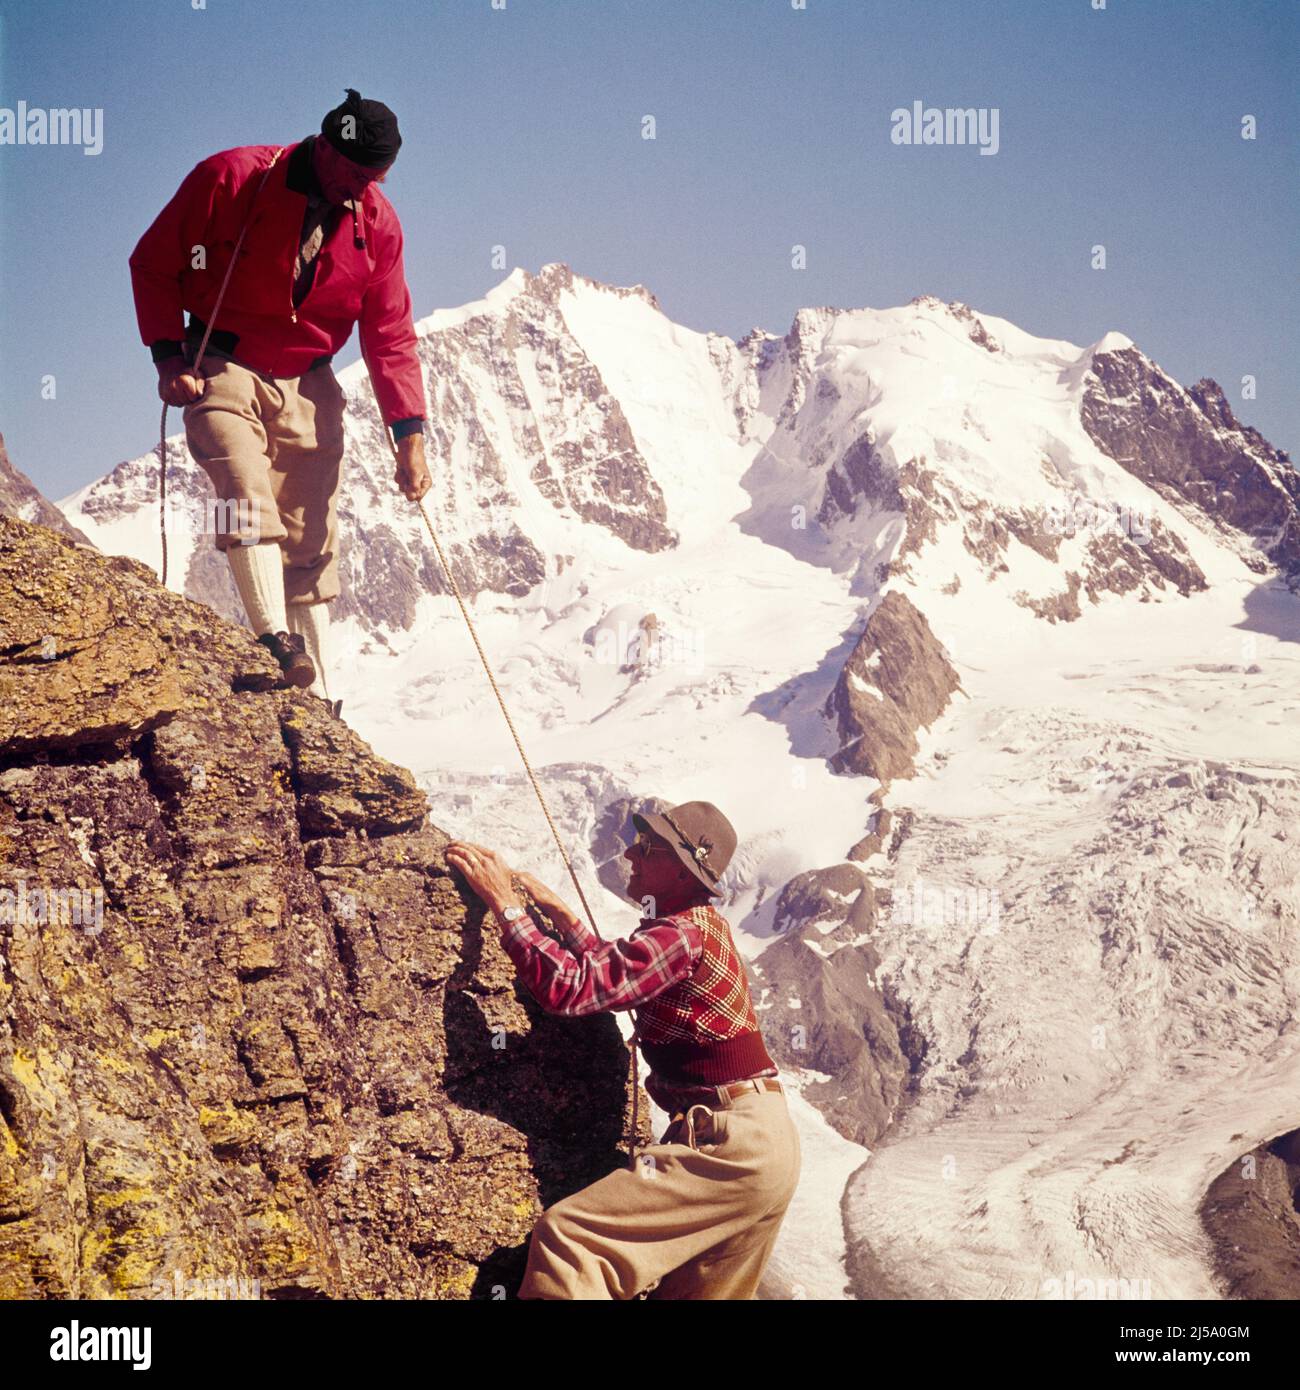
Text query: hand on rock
446 840 518 914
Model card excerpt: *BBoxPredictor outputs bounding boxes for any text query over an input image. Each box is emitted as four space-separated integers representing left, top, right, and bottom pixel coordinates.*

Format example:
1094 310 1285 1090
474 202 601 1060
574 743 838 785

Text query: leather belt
668 1077 784 1121
715 1076 784 1103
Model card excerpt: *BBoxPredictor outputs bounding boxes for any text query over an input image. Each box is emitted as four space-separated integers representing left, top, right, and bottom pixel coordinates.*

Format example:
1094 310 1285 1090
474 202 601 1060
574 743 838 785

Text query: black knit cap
320 88 402 168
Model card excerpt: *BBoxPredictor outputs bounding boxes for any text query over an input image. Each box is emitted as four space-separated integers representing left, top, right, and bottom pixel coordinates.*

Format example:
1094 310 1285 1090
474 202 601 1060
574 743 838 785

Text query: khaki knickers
519 1083 801 1300
182 353 346 605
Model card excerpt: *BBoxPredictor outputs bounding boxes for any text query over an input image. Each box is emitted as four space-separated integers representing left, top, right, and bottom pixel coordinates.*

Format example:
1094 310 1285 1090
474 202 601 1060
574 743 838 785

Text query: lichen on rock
0 514 643 1299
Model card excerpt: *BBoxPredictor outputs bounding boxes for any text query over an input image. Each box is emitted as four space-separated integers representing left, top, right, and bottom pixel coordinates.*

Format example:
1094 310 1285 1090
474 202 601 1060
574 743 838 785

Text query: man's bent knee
519 1201 638 1301
519 1205 584 1299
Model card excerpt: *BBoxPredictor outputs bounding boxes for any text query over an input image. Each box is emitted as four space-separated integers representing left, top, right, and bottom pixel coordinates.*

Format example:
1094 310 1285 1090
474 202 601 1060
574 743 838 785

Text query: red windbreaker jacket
128 138 425 425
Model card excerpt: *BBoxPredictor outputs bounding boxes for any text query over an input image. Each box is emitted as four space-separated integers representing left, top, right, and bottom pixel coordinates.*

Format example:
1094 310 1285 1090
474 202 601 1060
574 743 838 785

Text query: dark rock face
1015 570 1083 623
756 589 958 1156
0 514 641 1300
819 436 1211 619
824 591 962 782
751 866 919 1149
1200 1129 1300 1298
819 434 903 529
284 265 669 629
0 434 89 545
1081 349 1300 581
1080 520 1207 602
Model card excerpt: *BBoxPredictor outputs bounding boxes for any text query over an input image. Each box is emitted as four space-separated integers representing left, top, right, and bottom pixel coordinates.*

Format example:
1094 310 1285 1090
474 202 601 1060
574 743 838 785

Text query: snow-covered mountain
61 265 1300 1300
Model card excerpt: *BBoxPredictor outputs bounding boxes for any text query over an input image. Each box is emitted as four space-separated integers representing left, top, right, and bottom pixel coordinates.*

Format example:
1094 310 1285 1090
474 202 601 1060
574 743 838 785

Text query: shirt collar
286 136 325 199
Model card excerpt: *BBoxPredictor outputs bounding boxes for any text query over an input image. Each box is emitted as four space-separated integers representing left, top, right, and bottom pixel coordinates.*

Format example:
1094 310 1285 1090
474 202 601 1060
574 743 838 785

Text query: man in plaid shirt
447 800 801 1299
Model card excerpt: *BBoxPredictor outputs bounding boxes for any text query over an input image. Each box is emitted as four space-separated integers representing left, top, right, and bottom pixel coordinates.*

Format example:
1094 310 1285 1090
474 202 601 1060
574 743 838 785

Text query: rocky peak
0 514 640 1298
0 434 89 546
758 307 844 430
908 294 1000 352
531 261 664 314
1186 376 1287 464
1081 349 1299 581
824 590 962 783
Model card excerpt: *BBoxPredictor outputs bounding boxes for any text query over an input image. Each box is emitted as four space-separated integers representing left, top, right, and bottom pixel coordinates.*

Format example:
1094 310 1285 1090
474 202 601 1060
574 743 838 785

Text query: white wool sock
227 542 287 637
287 601 330 700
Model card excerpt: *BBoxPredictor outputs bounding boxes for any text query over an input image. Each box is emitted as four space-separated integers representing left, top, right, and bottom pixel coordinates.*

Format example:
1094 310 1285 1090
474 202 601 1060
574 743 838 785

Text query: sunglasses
629 834 676 860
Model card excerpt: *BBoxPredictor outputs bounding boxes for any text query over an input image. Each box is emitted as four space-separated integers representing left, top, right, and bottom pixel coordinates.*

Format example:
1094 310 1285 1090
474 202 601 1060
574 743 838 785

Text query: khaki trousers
182 353 346 605
519 1083 801 1300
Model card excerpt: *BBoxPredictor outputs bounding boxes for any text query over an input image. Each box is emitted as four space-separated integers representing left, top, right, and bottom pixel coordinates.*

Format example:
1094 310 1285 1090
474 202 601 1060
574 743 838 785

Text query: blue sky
1 0 1296 500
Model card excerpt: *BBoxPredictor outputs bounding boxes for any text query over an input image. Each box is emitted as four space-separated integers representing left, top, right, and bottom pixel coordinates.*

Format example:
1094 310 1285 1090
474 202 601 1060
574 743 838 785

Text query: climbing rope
157 147 286 587
371 403 646 1168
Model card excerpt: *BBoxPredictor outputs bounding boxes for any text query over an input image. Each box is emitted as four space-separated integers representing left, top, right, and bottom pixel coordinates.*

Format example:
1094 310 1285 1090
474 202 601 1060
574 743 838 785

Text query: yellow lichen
10 1047 62 1109
436 1264 478 1299
89 1184 154 1212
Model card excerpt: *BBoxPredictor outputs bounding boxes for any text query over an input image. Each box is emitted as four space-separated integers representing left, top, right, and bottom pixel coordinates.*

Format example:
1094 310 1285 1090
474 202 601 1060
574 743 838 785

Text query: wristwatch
498 904 526 924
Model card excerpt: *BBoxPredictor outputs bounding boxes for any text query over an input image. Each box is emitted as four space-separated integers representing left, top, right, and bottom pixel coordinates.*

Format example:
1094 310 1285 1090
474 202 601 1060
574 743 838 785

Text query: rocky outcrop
824 591 962 782
0 514 642 1300
0 434 89 545
819 437 1210 616
751 866 921 1148
819 434 903 531
1200 1128 1300 1298
1082 348 1300 581
909 294 1001 354
764 307 841 432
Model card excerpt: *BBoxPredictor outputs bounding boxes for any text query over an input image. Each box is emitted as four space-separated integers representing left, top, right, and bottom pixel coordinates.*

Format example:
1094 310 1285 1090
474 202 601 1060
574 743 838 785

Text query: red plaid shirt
498 907 700 1014
498 904 778 1110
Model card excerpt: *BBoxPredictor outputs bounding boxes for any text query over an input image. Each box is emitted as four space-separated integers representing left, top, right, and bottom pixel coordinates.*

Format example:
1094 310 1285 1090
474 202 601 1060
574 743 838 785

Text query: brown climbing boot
257 630 316 689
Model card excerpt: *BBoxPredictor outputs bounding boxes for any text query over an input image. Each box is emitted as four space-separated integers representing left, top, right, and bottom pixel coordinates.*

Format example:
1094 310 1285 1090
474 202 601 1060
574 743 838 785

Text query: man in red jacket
446 801 802 1299
130 89 431 704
